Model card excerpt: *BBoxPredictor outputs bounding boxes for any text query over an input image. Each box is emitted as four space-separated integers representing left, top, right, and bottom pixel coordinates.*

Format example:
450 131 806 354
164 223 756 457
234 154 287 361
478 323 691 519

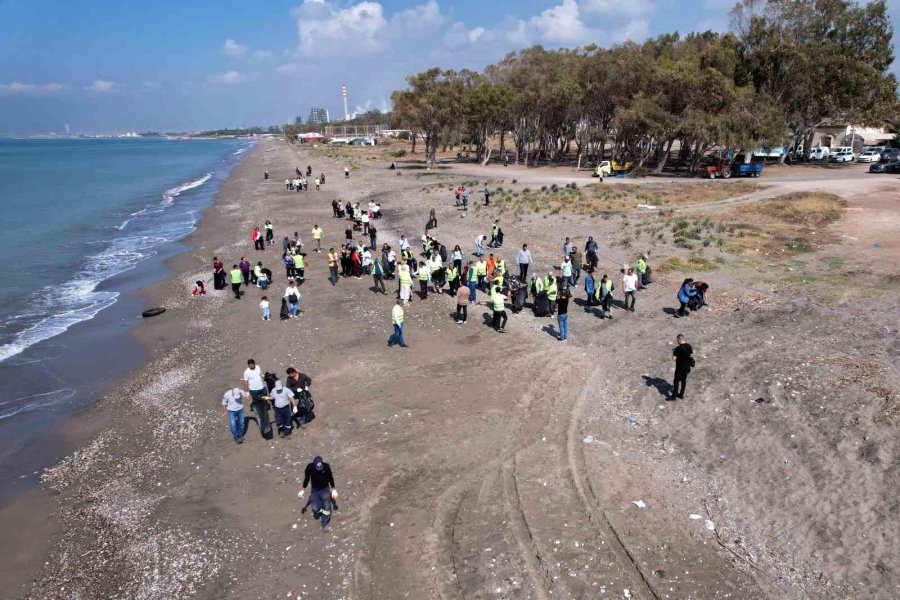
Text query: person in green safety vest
466 260 478 302
398 264 413 305
230 265 243 299
387 299 408 347
636 254 648 288
545 272 558 315
446 265 459 294
372 254 386 294
292 252 305 284
490 285 509 332
417 260 431 299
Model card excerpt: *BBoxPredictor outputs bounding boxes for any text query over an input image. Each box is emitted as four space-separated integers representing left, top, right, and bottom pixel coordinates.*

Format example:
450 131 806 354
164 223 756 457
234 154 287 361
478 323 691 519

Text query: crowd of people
208 162 710 535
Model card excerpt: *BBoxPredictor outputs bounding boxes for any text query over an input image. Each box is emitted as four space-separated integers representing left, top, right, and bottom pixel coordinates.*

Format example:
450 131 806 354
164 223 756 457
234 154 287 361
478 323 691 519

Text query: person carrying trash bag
299 456 338 533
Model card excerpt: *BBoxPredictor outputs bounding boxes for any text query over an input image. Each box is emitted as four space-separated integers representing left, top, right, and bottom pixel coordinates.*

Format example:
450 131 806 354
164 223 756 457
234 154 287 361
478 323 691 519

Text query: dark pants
329 266 338 285
519 263 529 280
624 291 636 311
449 278 459 294
274 405 293 436
572 265 581 284
310 487 333 529
286 264 295 279
673 368 689 398
678 301 689 316
214 271 226 290
231 282 242 299
456 304 467 322
419 280 428 298
492 309 508 330
374 274 385 293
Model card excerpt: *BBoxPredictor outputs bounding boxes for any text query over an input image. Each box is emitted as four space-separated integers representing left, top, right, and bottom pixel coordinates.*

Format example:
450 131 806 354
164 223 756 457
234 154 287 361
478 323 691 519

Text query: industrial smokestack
341 84 350 121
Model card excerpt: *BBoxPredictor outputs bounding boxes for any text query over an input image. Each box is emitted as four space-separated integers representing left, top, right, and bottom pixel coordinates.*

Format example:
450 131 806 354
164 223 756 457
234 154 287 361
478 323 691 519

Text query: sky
0 0 897 135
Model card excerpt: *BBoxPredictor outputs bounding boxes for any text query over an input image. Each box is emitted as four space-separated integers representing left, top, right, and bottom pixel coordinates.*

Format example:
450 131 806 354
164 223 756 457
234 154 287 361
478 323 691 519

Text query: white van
809 147 830 160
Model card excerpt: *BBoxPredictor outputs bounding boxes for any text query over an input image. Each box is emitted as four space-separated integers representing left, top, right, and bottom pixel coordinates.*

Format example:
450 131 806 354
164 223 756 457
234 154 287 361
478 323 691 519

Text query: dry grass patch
656 253 721 273
488 180 764 215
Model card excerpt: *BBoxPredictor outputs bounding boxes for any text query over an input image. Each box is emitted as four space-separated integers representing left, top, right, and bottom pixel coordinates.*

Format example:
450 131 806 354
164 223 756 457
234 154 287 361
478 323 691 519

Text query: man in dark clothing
285 367 313 429
299 456 337 532
669 334 694 400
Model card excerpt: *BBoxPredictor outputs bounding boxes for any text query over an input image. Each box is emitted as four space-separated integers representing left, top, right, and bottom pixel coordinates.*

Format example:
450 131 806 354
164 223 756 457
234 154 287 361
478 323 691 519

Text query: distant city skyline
1 0 897 135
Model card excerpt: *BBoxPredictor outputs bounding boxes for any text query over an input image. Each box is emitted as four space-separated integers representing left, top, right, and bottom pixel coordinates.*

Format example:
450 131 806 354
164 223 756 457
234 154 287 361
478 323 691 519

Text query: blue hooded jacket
677 283 698 303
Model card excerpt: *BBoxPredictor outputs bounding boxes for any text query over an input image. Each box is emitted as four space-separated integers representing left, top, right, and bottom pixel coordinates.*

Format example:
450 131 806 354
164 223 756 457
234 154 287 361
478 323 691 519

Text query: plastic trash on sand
705 519 716 531
632 500 647 509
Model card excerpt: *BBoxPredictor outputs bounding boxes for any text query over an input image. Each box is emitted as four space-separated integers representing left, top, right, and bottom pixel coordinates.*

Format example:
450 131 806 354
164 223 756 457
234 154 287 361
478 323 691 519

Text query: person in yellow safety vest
230 265 243 299
428 255 443 293
475 258 487 291
398 264 413 304
545 272 558 315
446 265 459 294
312 225 323 253
532 274 544 294
493 259 506 286
388 299 408 347
292 253 305 284
490 285 509 332
489 220 500 248
636 255 648 287
417 260 431 299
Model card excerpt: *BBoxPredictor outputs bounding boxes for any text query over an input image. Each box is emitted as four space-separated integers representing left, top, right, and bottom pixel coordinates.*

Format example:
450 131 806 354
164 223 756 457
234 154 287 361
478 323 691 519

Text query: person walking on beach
417 260 430 299
259 296 270 321
265 220 274 246
327 248 339 285
368 224 377 250
372 255 386 294
622 267 638 312
596 273 614 318
312 225 323 253
388 299 408 347
269 379 295 438
344 166 350 178
239 257 251 286
570 246 582 285
517 244 532 280
398 263 412 305
314 176 320 191
490 284 509 332
557 288 571 341
455 275 469 323
252 226 264 251
668 334 694 401
561 256 574 288
243 359 272 439
583 269 596 307
488 220 500 248
475 234 486 257
298 456 337 533
221 387 248 444
230 264 243 299
284 280 301 318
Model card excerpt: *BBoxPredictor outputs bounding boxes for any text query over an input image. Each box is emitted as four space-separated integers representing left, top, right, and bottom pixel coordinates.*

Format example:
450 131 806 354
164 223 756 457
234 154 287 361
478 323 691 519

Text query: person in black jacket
668 334 694 401
299 456 337 532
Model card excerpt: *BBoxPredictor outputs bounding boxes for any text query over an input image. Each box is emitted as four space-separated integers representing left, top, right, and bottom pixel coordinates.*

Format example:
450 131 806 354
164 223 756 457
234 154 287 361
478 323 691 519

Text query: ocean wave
0 389 77 421
161 172 211 207
233 147 247 155
0 172 215 363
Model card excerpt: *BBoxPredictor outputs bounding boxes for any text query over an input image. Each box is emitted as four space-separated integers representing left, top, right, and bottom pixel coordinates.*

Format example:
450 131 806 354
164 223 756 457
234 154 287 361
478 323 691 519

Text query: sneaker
400 343 410 348
235 437 244 444
322 525 330 533
498 328 506 333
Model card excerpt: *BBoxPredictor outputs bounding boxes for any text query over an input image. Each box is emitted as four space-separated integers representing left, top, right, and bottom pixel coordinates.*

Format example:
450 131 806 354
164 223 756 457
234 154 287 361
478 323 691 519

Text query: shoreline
0 140 253 596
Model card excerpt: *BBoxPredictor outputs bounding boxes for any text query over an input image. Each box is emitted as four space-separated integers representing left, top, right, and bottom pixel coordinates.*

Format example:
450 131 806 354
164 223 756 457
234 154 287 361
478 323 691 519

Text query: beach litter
632 500 647 509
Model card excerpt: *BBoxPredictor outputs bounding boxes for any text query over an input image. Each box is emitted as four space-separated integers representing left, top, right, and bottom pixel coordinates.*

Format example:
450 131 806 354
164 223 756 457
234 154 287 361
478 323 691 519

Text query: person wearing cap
221 387 248 443
299 456 337 532
269 380 295 438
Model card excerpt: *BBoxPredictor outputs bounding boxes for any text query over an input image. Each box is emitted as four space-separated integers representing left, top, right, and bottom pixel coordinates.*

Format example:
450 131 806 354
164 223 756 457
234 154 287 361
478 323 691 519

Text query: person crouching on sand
192 280 206 297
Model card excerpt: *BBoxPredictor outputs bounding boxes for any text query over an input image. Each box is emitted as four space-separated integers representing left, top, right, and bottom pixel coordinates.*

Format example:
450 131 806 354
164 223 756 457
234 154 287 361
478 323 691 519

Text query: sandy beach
3 138 897 599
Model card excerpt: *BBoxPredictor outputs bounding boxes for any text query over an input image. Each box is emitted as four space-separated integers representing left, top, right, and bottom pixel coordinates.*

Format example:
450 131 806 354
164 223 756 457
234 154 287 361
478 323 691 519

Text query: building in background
308 108 330 125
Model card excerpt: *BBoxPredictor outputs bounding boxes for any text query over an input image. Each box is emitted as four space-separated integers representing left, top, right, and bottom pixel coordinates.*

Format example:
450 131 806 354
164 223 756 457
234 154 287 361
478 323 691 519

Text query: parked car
808 147 830 160
869 159 900 173
856 148 883 163
829 147 855 163
753 147 785 158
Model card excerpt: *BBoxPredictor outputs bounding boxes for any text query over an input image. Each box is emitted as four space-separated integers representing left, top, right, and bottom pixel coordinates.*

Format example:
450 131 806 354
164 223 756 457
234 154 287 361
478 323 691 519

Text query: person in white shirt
561 256 573 288
372 203 381 219
243 359 266 400
622 267 638 312
517 244 533 280
362 248 373 274
399 235 409 252
269 380 295 438
221 387 248 443
475 234 486 257
285 281 301 318
259 296 270 321
361 211 370 234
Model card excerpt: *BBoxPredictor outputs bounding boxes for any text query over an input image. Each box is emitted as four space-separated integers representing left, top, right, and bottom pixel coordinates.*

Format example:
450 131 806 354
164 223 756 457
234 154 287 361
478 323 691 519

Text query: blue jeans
261 307 270 320
468 281 477 302
289 301 298 316
388 323 405 346
475 242 484 256
310 487 333 529
558 313 569 340
228 409 246 440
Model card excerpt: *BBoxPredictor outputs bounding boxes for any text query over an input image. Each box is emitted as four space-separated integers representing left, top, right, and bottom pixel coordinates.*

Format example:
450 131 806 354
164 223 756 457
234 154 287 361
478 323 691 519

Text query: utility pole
342 85 350 122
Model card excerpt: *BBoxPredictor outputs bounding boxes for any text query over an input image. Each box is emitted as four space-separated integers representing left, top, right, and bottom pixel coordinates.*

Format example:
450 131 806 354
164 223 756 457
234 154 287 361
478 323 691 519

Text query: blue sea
0 138 247 366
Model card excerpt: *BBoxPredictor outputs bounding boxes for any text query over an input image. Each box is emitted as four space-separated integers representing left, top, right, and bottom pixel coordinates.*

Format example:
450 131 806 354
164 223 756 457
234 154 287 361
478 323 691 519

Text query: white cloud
276 63 301 74
582 0 654 17
252 49 273 60
529 0 590 42
85 80 116 93
467 27 485 44
223 39 247 57
294 0 388 55
0 82 64 95
207 71 246 84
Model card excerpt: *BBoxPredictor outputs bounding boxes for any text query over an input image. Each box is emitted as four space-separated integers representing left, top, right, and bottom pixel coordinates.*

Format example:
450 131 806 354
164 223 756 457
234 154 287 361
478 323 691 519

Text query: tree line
389 0 898 172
